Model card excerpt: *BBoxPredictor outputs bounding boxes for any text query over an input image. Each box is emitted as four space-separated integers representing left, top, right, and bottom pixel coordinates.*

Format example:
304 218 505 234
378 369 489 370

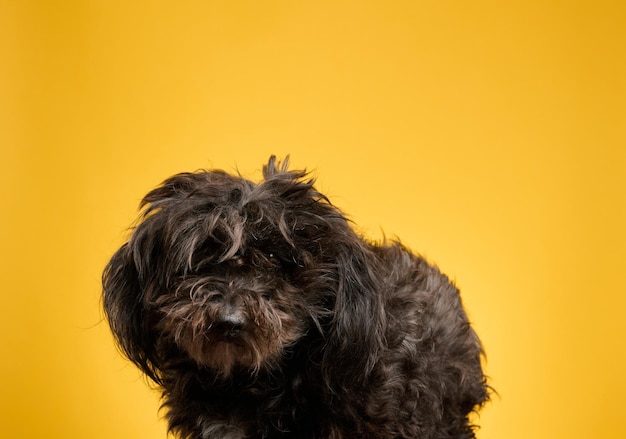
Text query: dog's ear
263 156 385 386
322 236 386 391
102 243 162 384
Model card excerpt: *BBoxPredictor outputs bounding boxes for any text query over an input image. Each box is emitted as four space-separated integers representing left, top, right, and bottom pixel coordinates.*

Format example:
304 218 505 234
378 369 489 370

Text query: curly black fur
103 156 489 438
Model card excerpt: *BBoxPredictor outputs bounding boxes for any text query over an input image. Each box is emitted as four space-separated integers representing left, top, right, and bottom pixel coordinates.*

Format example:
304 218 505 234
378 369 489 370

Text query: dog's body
103 157 489 439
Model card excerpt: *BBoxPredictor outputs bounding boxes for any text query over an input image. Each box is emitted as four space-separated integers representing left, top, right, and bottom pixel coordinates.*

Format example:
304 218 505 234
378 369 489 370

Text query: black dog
103 156 489 438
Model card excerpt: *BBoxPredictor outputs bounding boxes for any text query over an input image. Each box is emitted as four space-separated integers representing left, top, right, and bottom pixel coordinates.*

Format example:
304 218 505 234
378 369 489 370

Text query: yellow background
1 1 625 438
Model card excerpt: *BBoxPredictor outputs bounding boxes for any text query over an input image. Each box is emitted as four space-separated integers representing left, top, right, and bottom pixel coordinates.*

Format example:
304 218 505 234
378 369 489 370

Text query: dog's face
103 157 380 381
152 222 309 376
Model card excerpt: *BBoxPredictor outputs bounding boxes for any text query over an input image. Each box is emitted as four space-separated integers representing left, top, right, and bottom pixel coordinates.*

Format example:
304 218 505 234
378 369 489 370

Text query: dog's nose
213 313 245 338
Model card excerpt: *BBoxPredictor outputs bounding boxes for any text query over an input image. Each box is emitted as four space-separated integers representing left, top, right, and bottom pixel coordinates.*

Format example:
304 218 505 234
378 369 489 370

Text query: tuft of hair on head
261 155 317 188
262 155 291 178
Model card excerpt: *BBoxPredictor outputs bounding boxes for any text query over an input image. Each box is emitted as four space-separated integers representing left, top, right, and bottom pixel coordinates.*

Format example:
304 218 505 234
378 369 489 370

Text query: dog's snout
213 312 246 337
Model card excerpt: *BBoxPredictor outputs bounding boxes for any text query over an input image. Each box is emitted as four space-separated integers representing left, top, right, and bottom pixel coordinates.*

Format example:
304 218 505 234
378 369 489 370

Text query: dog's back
361 243 488 438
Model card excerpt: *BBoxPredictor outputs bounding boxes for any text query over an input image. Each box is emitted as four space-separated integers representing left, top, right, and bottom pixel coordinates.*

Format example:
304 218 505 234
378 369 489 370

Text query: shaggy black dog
103 156 489 438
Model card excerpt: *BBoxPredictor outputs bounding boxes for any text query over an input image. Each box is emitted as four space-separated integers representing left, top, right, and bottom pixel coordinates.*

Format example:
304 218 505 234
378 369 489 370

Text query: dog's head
103 157 383 382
